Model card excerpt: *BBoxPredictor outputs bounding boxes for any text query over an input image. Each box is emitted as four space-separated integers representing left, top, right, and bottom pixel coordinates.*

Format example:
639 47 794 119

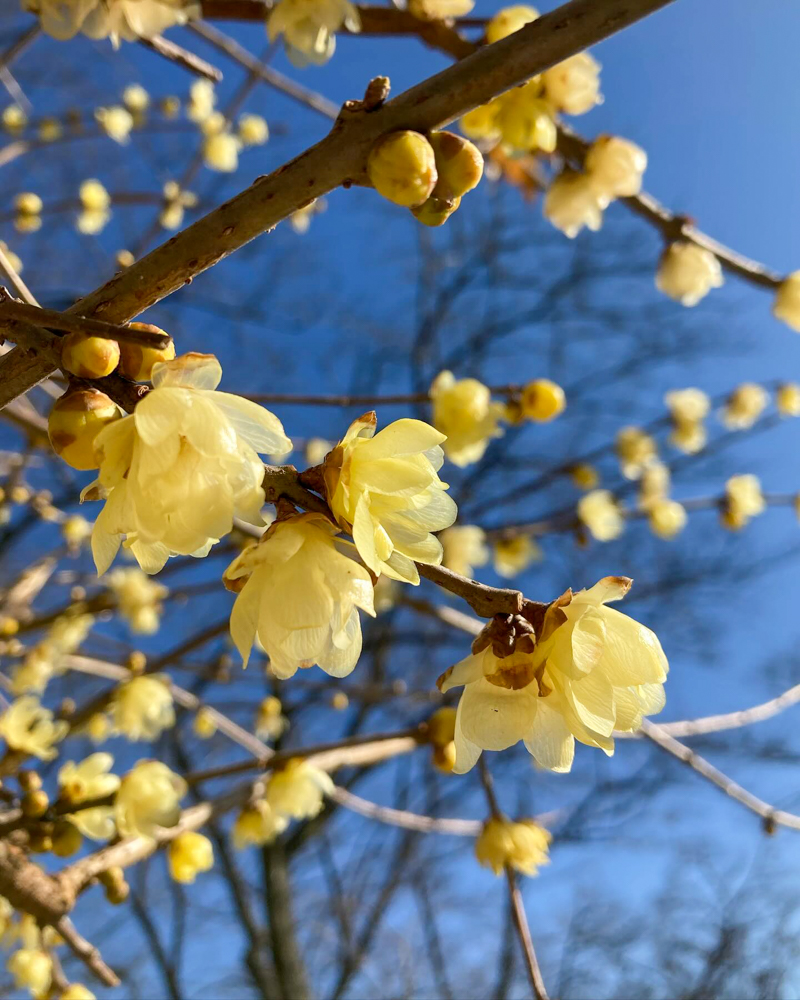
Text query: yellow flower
204 132 240 173
495 81 556 153
7 947 51 997
541 52 602 114
430 371 505 467
441 525 489 579
520 379 566 422
777 383 800 417
38 117 62 141
84 353 291 575
427 706 457 747
408 0 474 19
267 0 360 66
577 490 624 542
94 106 134 143
187 80 215 122
0 697 67 760
773 271 800 332
168 832 214 883
238 113 269 146
585 135 647 205
475 817 550 876
722 474 765 530
648 498 687 539
544 171 604 238
637 462 670 511
62 515 93 549
569 463 599 491
79 179 111 212
266 759 334 819
368 131 438 208
492 536 541 578
111 675 174 741
12 612 94 695
324 412 457 583
485 4 537 42
115 760 186 838
225 513 375 678
233 800 287 848
722 383 768 430
305 437 332 467
30 0 197 44
440 576 667 773
2 105 27 134
670 420 706 454
107 567 167 634
122 84 149 113
460 100 502 144
58 753 120 840
255 696 289 741
665 387 709 454
656 242 723 306
193 707 217 739
615 425 657 480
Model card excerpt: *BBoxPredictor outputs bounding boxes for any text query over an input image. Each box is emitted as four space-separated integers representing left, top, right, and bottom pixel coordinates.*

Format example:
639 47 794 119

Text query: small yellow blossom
38 117 62 141
324 411 457 583
569 464 599 491
107 567 167 634
0 697 67 760
84 353 291 575
58 753 120 840
267 0 360 66
266 759 334 819
331 691 349 710
475 817 551 876
440 576 667 773
485 4 537 42
493 535 541 578
585 135 647 205
671 421 706 454
368 131 437 208
168 832 214 883
577 489 624 541
430 371 505 467
238 113 269 146
427 706 457 747
115 761 186 838
521 379 566 422
225 513 374 677
188 80 215 123
95 106 134 144
495 81 556 153
78 180 111 236
722 474 765 530
29 0 197 44
233 800 287 848
85 713 114 744
2 105 27 135
305 437 332 467
14 192 42 233
542 52 602 114
722 383 769 430
665 388 710 454
615 426 657 480
12 612 94 695
111 675 174 741
116 249 135 268
637 461 670 510
777 383 800 417
193 707 217 739
408 0 474 18
122 84 149 113
159 181 197 231
441 525 489 579
204 131 240 172
544 171 603 238
656 242 723 306
460 100 502 144
62 515 93 549
255 696 289 741
648 498 687 539
773 271 800 332
7 947 51 997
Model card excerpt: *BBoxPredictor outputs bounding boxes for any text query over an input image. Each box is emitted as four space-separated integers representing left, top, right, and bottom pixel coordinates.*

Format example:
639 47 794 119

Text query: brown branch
506 868 550 1000
0 24 40 74
0 0 677 411
0 298 172 348
55 916 120 988
137 33 223 82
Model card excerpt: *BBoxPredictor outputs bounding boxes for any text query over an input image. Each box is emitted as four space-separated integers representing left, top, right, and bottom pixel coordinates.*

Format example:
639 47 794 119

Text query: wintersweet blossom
439 577 668 773
777 383 800 417
408 0 474 18
111 675 174 740
475 817 551 876
115 760 186 838
77 179 111 235
722 474 765 530
430 371 505 467
585 135 647 204
94 106 134 143
225 513 375 678
615 426 657 479
485 4 537 42
493 536 541 578
7 947 52 997
168 832 214 883
441 525 489 579
233 801 288 848
255 696 289 741
637 462 670 511
84 353 291 575
59 986 96 1000
266 759 334 819
59 753 120 840
541 52 602 114
107 567 167 634
544 171 604 238
238 113 269 146
577 490 624 542
12 612 93 695
666 388 710 454
656 242 723 306
722 383 769 430
26 0 199 45
648 498 687 540
0 696 67 759
2 105 27 135
324 412 457 584
267 0 360 67
495 82 556 153
773 272 800 332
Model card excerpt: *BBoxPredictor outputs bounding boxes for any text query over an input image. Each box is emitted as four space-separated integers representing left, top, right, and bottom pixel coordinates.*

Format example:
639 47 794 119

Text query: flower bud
22 789 49 818
569 463 599 491
48 389 121 471
432 742 456 773
544 170 603 238
61 332 120 379
521 379 565 422
648 498 687 540
496 83 556 153
367 131 437 208
429 131 484 200
777 383 800 416
51 820 82 858
411 194 460 227
117 324 176 381
656 242 723 306
460 101 502 143
485 4 538 42
585 134 647 205
427 706 457 748
773 271 800 332
18 769 42 792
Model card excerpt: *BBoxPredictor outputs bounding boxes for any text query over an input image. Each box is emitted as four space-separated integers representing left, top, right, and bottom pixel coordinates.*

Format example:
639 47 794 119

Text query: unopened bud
125 650 147 674
22 789 49 818
52 821 82 858
48 389 120 471
427 706 457 748
367 131 437 208
18 770 42 792
521 379 566 422
432 742 457 773
429 131 484 200
411 194 460 227
118 324 176 381
61 332 120 379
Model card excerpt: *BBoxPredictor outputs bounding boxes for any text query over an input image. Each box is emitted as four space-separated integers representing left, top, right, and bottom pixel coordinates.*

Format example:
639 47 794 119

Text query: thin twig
0 298 172 348
55 916 120 988
138 33 223 82
506 867 550 1000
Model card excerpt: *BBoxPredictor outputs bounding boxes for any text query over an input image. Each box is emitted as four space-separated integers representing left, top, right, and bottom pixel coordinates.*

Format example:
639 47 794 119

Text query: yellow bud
15 192 42 216
777 383 800 417
569 463 599 491
105 879 130 905
38 117 62 142
503 399 525 425
159 96 181 119
99 866 125 888
0 617 19 636
331 691 349 710
60 984 96 1000
48 389 121 471
116 250 135 269
521 379 566 422
168 831 214 884
367 131 437 208
411 194 460 227
485 4 538 42
460 100 502 143
125 650 147 674
193 707 217 739
22 789 49 818
432 741 457 773
18 770 42 792
29 832 53 853
427 706 457 747
429 131 484 200
117 324 176 381
61 332 120 379
51 821 82 858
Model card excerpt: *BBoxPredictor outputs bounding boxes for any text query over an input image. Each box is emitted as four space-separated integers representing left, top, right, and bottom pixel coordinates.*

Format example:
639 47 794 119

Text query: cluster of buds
367 129 484 227
425 706 458 773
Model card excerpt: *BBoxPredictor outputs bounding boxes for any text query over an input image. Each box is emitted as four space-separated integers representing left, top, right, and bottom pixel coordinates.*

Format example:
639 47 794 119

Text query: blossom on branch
0 696 67 760
267 0 360 67
656 242 723 306
475 817 551 876
441 525 489 579
111 675 175 740
84 353 291 575
266 758 334 819
430 371 505 467
59 752 120 840
114 760 186 838
168 832 214 883
25 0 199 45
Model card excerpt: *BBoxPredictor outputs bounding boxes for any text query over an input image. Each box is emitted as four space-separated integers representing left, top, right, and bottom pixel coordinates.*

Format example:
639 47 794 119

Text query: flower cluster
267 0 360 66
233 759 333 847
25 0 199 45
